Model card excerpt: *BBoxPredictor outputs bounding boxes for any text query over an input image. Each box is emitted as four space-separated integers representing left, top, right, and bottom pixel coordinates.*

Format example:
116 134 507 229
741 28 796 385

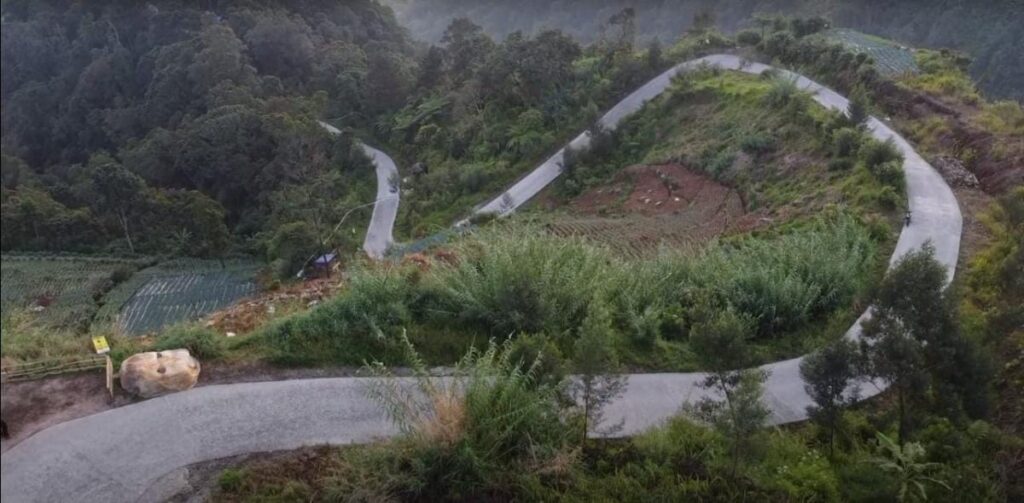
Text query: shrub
692 217 877 337
633 416 721 464
259 267 416 365
836 456 898 502
764 77 801 109
755 433 841 502
828 157 855 172
507 333 567 388
152 325 224 359
871 160 905 192
736 30 762 46
429 227 612 336
700 148 736 177
859 138 903 172
364 337 573 499
217 468 246 493
873 185 903 210
831 127 863 158
266 221 318 280
739 132 776 156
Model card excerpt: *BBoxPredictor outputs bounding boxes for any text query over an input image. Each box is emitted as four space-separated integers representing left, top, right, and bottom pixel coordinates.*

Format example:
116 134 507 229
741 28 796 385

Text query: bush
828 157 855 172
152 325 224 359
692 217 877 337
507 333 567 388
700 148 736 177
831 127 862 158
259 267 416 365
859 138 903 172
836 457 898 502
429 228 612 336
755 433 841 502
736 30 762 46
633 416 720 464
871 160 905 192
266 221 318 280
739 132 776 156
217 469 246 493
764 77 801 109
364 338 573 499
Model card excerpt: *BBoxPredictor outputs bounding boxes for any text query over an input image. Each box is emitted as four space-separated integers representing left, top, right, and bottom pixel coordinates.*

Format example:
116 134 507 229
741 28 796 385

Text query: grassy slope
536 69 902 251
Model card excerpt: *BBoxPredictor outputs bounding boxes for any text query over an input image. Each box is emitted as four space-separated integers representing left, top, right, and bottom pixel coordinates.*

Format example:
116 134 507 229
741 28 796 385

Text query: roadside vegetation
253 215 880 370
213 247 1018 502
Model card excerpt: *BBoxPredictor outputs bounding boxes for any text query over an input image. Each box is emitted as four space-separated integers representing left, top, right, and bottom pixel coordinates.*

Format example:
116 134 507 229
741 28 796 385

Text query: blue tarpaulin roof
313 253 336 266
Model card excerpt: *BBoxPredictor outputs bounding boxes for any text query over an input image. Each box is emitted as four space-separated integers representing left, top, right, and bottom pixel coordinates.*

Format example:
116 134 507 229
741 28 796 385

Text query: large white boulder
120 349 200 398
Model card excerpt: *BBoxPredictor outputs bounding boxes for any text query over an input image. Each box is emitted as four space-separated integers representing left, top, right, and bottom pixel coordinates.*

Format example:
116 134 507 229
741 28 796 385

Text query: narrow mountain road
317 121 398 258
1 55 961 503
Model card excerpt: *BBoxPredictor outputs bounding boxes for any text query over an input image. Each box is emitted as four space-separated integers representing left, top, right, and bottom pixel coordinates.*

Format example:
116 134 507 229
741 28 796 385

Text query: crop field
109 260 260 335
1 255 261 338
0 255 145 329
822 28 919 76
543 215 729 258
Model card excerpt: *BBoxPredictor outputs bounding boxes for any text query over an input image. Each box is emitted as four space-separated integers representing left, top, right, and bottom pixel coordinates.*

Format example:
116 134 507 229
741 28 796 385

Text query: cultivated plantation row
0 255 259 338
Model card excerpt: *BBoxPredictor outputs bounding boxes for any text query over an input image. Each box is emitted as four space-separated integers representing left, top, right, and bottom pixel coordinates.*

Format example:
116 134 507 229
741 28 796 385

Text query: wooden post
105 355 114 400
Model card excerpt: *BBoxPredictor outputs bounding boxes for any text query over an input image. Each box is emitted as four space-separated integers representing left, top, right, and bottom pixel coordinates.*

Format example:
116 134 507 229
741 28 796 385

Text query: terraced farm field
1 256 261 337
107 260 261 335
822 28 919 76
0 256 144 329
543 215 716 258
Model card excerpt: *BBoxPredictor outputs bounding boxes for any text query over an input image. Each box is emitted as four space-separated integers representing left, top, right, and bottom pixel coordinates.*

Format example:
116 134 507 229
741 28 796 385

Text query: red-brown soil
547 164 762 256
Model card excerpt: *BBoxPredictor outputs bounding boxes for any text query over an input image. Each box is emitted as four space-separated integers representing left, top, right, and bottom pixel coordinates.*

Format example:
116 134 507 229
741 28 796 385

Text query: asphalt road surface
318 121 398 258
0 55 961 503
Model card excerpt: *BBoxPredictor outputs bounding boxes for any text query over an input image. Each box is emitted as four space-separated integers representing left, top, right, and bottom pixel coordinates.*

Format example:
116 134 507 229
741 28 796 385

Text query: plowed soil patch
551 164 755 256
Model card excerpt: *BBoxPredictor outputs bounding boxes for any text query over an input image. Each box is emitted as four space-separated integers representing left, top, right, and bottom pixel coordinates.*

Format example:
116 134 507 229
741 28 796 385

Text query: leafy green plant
872 432 950 502
258 266 416 365
832 127 863 158
859 138 903 172
363 334 573 499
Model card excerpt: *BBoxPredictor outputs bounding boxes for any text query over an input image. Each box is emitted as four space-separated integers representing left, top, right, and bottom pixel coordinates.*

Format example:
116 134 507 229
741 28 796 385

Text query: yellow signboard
92 335 110 354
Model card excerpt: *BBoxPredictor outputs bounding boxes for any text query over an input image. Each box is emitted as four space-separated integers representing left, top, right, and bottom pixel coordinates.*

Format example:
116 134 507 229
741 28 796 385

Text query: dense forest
385 0 1024 101
0 0 691 264
1 0 413 258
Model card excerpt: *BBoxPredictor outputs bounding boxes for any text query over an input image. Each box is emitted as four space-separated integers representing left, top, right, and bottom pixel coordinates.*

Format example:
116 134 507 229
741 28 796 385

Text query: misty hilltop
384 0 1024 101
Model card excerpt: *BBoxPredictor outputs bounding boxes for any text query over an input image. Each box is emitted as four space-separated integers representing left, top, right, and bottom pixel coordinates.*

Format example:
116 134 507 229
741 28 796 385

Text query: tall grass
693 218 876 336
257 266 418 365
259 217 879 365
363 336 572 499
426 227 613 338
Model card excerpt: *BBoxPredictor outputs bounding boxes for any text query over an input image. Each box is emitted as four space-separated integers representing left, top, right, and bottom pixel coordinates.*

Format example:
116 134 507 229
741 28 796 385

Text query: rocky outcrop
932 155 980 189
120 349 200 398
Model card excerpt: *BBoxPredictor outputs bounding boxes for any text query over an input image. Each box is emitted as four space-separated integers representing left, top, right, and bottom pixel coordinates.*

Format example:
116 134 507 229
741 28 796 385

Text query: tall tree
83 153 145 253
570 298 626 447
800 338 862 457
440 18 493 85
688 306 769 476
861 245 990 443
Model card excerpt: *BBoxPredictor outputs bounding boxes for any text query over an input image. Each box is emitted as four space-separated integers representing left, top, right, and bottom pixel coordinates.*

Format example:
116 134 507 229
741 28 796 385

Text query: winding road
0 55 961 503
317 121 398 259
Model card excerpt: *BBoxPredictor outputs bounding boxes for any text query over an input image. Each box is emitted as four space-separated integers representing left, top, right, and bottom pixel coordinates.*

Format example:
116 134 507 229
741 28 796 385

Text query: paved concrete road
1 56 960 503
318 121 398 258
